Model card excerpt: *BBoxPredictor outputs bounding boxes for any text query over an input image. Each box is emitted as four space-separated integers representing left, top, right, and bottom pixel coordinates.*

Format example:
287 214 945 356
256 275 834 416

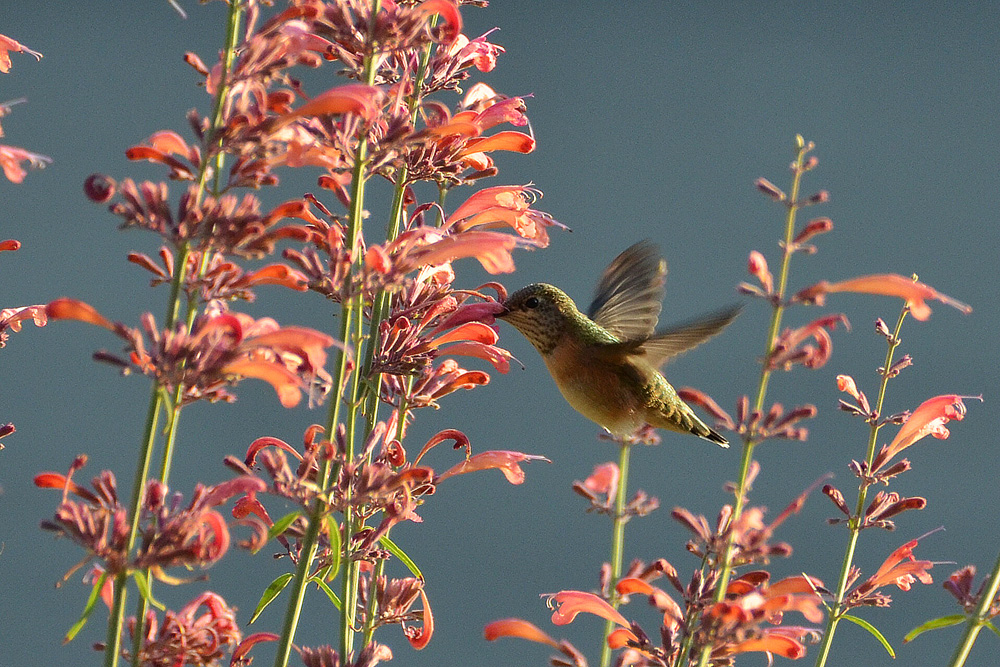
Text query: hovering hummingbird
498 241 740 447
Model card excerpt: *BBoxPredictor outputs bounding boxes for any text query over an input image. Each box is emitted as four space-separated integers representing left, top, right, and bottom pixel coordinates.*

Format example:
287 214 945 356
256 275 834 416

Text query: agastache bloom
872 394 979 471
0 33 42 73
0 143 52 183
45 298 334 407
795 274 971 321
35 458 264 579
845 538 934 608
125 592 241 667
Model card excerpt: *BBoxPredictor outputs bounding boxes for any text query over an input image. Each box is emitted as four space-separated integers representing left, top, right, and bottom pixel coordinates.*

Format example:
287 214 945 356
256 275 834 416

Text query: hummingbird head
498 283 579 354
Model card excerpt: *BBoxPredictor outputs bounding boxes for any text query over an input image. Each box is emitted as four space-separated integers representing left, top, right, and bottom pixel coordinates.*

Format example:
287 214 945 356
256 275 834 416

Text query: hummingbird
498 241 740 447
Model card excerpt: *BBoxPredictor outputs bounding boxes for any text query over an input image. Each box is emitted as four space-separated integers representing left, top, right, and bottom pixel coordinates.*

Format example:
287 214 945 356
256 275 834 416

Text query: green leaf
842 613 895 657
985 620 1000 639
63 572 108 643
249 573 295 624
132 570 165 611
380 535 423 580
268 510 303 542
904 614 968 643
307 575 342 610
325 514 341 574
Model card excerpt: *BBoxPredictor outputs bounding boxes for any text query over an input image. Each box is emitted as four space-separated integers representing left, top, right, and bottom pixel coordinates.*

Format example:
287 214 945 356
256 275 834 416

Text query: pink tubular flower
836 374 861 401
0 304 46 346
847 539 934 606
483 619 560 648
45 299 335 407
438 450 549 485
796 274 971 321
445 184 566 246
873 394 978 470
274 83 385 131
583 462 620 496
546 591 633 630
0 144 52 183
128 592 241 667
767 314 850 370
446 31 505 72
0 33 42 73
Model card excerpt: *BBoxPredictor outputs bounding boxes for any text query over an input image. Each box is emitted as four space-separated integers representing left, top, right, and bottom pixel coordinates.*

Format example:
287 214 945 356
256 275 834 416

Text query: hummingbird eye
524 296 540 309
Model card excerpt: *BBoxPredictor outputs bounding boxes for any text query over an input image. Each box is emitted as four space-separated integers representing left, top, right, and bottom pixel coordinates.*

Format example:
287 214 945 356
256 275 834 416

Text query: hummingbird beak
495 300 510 318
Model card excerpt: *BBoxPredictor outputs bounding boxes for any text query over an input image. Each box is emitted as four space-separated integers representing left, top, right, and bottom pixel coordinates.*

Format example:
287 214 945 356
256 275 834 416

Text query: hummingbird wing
587 240 667 340
638 304 743 369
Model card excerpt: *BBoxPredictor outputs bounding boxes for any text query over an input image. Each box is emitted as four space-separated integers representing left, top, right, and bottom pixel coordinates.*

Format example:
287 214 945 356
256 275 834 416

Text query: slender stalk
272 5 381 663
694 136 813 667
598 441 632 667
812 307 908 667
105 6 245 665
948 549 1000 666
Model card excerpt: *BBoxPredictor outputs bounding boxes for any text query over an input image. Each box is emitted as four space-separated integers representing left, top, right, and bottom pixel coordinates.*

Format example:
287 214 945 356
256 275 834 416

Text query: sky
2 2 998 666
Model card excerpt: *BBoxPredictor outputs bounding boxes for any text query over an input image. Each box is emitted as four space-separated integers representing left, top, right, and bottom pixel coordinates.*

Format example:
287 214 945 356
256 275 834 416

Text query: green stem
272 6 381 664
599 441 632 667
694 136 812 667
107 5 245 665
813 307 907 667
948 549 1000 666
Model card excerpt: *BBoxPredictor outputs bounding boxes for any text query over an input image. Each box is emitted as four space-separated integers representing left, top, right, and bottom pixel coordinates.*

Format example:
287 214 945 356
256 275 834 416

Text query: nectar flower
45 298 334 407
126 592 241 667
546 590 633 631
438 450 549 485
873 394 979 470
0 144 51 183
445 184 566 247
483 619 560 647
0 33 42 73
796 274 971 321
0 304 46 347
846 538 934 607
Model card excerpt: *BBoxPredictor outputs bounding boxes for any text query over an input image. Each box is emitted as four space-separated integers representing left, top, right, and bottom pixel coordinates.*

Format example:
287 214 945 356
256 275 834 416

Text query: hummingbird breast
542 335 649 436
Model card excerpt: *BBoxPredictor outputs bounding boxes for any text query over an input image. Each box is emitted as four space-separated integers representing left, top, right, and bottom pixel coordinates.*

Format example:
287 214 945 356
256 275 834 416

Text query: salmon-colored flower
0 33 42 73
277 83 385 126
836 374 860 400
873 394 977 470
445 184 566 246
45 299 334 407
616 578 684 631
767 314 849 371
796 274 971 321
127 592 241 667
546 590 633 630
0 304 46 347
0 144 51 183
446 31 505 72
438 450 549 485
483 619 560 647
583 462 620 496
846 538 934 607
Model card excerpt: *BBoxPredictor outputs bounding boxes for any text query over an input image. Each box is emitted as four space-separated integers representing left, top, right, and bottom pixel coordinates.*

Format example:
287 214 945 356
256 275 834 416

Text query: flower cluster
35 455 264 579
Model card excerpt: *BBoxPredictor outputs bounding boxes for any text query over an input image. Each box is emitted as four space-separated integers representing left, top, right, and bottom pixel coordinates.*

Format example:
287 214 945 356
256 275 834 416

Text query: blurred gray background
2 2 998 666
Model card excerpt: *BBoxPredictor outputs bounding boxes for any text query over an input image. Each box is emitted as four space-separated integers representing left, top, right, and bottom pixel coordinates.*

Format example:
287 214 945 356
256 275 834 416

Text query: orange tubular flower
847 539 934 607
483 619 560 648
445 184 566 246
796 274 971 321
546 591 632 630
872 394 977 470
438 450 549 485
0 144 52 183
45 299 335 407
0 33 42 73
